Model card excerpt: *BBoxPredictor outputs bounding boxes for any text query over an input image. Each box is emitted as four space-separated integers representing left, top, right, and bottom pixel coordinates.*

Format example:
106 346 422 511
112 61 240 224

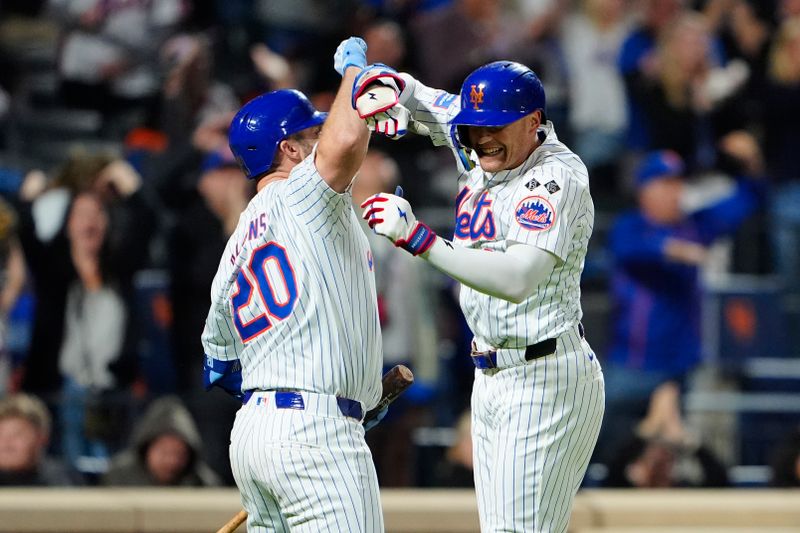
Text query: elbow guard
203 355 244 401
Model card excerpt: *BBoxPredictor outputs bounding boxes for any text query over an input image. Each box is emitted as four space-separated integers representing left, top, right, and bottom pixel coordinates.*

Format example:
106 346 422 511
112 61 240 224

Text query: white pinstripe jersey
201 150 383 409
402 81 594 350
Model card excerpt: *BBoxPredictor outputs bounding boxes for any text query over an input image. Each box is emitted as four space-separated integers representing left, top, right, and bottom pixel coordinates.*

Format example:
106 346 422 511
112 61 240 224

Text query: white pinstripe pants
471 326 605 533
230 391 384 532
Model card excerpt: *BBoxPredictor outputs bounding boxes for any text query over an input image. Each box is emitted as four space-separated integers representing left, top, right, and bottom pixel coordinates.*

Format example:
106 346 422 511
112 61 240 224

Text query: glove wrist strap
398 222 436 256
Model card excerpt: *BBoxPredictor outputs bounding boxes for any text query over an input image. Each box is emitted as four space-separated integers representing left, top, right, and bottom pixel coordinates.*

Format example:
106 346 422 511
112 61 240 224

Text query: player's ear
279 139 303 164
530 111 542 131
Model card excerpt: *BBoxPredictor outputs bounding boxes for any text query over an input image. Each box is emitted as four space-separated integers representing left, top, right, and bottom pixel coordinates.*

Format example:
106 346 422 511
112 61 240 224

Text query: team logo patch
525 178 541 191
470 84 484 110
544 180 561 194
515 196 555 231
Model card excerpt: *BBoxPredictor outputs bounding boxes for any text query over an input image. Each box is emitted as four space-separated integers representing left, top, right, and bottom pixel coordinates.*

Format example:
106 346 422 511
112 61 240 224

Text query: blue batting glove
363 407 388 432
394 185 404 197
334 37 367 76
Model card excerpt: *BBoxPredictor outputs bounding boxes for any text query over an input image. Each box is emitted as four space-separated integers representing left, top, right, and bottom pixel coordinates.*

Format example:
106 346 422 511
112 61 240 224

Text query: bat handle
216 509 248 533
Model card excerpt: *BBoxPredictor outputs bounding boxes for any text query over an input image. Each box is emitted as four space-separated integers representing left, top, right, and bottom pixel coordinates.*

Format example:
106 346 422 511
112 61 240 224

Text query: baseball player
359 62 605 531
201 38 388 532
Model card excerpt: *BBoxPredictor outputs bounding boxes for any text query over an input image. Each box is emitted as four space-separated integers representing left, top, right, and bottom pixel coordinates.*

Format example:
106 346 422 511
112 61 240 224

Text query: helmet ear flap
456 125 474 149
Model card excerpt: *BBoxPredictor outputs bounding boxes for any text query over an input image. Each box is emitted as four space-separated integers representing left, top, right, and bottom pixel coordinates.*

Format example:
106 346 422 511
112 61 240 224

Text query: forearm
399 73 460 145
316 67 370 192
422 239 557 304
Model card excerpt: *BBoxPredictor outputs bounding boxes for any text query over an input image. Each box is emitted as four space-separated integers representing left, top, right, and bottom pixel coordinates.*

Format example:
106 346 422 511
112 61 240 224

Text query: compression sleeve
422 239 557 304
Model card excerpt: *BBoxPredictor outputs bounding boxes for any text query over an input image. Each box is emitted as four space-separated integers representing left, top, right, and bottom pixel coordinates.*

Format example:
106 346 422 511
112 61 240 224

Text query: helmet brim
450 109 523 128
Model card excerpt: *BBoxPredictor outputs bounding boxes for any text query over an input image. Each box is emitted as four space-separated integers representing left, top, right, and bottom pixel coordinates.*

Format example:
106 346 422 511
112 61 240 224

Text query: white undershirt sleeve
422 238 558 304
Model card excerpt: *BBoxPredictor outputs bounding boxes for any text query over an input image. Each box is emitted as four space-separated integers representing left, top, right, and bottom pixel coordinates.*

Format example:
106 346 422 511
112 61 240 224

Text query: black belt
471 323 585 370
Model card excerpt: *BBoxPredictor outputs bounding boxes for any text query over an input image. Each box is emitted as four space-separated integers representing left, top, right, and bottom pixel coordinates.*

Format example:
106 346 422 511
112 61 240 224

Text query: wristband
398 222 436 256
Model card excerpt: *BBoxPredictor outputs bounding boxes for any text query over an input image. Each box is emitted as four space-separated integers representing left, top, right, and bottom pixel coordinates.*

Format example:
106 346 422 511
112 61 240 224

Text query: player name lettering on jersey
229 212 268 265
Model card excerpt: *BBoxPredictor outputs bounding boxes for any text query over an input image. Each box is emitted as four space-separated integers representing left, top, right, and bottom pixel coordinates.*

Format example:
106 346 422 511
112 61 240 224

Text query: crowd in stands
0 0 799 490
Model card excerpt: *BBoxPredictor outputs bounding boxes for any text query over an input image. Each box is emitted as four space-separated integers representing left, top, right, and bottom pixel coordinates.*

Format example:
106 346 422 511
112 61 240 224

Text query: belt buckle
471 349 498 369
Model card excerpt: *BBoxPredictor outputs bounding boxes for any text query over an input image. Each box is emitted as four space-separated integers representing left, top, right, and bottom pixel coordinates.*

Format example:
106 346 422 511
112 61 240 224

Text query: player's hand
366 104 413 139
334 37 367 76
352 63 410 139
363 407 388 432
361 187 437 256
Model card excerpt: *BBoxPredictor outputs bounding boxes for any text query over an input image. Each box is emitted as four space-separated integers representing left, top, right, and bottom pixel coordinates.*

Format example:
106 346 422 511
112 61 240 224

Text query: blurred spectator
769 425 800 487
561 0 631 196
20 152 114 245
409 0 526 91
763 17 800 294
618 0 686 151
58 190 131 469
158 33 239 145
0 393 82 486
17 157 156 471
602 148 762 450
252 0 354 93
629 11 750 172
364 19 408 70
17 157 155 396
0 199 25 394
49 0 188 117
605 382 729 488
249 43 298 91
353 150 437 486
102 395 220 486
431 408 474 488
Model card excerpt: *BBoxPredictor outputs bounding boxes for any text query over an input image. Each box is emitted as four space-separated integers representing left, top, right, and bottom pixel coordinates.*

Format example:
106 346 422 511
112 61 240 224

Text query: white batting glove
333 37 367 76
361 187 437 256
366 104 413 139
351 63 414 140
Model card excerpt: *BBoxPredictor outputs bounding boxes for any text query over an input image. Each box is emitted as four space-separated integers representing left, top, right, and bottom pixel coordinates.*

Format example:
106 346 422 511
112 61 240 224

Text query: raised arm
315 38 371 193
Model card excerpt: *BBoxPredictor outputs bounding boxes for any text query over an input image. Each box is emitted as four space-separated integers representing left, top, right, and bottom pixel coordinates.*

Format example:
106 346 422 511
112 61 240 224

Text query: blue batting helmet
228 89 327 180
450 61 546 147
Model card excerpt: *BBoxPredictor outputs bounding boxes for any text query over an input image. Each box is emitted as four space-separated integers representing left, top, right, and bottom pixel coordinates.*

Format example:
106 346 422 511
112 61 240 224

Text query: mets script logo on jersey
470 84 484 110
454 187 496 241
515 196 555 231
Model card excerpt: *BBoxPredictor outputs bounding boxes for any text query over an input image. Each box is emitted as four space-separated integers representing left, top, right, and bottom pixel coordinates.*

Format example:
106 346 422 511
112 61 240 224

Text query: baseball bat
215 365 414 533
364 364 414 422
216 509 248 533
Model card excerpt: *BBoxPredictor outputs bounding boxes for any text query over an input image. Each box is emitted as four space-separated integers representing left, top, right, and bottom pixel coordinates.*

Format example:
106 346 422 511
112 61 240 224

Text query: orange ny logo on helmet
469 84 484 110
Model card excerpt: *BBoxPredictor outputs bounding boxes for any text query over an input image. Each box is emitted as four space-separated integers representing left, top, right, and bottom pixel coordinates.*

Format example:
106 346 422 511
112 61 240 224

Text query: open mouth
478 146 503 157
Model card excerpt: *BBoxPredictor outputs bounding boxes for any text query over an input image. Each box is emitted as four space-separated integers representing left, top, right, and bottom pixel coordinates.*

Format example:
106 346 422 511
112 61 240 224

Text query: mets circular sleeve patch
514 195 555 231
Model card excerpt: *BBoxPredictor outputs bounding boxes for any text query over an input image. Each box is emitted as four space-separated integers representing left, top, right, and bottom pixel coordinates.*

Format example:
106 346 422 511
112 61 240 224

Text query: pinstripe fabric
471 328 604 532
202 150 384 532
231 392 383 532
202 151 382 408
403 78 605 531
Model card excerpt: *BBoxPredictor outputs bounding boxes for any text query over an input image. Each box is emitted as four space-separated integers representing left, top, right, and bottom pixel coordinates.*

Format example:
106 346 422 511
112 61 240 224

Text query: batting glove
333 36 367 76
363 407 388 432
366 104 414 139
351 63 414 140
361 187 437 256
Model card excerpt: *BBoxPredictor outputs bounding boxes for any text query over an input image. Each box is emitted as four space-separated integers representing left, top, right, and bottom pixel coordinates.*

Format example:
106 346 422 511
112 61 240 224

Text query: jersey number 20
231 242 298 342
